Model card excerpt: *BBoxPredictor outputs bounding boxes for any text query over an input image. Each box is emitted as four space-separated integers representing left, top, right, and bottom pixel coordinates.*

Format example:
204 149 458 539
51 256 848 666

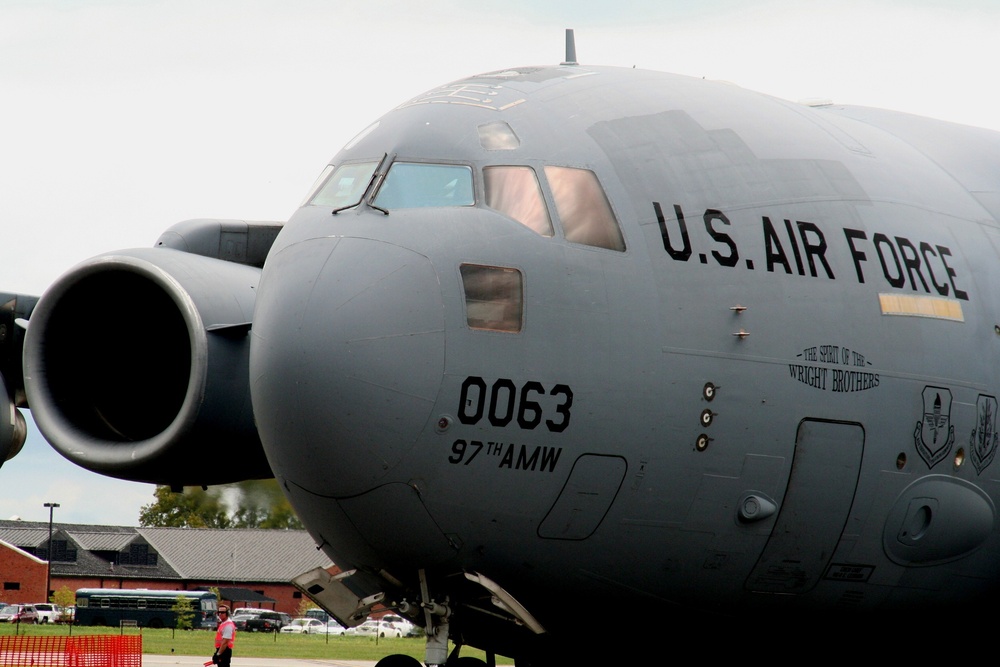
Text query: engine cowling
23 247 272 486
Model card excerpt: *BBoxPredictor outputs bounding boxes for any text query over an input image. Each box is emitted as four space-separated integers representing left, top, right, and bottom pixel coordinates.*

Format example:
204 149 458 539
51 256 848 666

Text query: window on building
118 543 158 566
40 539 78 563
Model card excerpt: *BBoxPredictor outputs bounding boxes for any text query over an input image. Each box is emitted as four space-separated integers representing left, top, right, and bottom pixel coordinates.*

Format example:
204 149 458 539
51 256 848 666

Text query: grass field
0 623 511 664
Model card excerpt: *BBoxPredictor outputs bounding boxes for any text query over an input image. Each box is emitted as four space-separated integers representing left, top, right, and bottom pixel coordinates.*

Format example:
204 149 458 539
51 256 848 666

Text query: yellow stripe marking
879 294 964 321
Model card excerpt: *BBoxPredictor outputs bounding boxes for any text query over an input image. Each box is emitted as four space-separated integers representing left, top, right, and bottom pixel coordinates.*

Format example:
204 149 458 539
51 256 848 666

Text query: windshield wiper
332 153 390 215
365 152 393 216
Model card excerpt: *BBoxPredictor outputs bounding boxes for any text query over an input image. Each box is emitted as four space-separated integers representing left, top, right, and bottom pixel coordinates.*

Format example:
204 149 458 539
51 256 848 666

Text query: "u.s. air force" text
653 202 969 300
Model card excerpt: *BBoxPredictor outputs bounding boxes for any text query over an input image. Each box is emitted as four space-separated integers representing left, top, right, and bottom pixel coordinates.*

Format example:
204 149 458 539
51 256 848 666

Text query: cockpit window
373 163 474 209
478 121 520 150
544 166 625 251
307 161 379 209
460 264 523 333
484 166 553 237
300 165 334 207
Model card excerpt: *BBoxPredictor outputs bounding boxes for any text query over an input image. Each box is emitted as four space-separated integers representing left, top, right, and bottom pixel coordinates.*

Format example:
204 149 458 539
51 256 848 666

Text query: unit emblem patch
914 386 955 469
970 394 998 474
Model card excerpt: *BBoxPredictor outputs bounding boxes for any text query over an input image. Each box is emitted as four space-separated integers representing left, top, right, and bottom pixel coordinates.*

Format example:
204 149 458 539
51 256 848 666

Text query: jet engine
0 293 36 468
0 373 27 465
22 241 273 487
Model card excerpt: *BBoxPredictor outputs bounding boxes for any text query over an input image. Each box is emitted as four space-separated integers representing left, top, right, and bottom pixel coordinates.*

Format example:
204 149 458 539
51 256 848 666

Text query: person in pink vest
212 605 236 667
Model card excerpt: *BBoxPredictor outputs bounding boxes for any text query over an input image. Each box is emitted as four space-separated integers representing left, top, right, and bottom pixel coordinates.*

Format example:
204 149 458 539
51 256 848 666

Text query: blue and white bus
74 588 218 629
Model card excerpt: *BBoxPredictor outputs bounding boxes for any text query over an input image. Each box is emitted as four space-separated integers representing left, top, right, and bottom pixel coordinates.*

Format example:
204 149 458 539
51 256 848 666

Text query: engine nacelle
23 247 272 486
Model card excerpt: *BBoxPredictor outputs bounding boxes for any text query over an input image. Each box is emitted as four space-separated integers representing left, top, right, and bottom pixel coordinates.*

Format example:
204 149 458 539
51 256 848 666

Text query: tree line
139 479 302 529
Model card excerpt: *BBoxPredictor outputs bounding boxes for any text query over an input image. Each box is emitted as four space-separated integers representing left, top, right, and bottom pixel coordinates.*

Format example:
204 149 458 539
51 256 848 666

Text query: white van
32 603 62 623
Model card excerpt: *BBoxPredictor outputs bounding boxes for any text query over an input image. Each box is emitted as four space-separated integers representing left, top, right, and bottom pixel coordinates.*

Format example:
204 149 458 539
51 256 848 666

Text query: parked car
376 620 404 638
232 607 270 617
347 618 403 638
381 614 417 638
279 618 326 634
0 604 38 624
304 608 331 623
245 611 291 632
31 603 62 624
324 620 346 636
232 611 261 631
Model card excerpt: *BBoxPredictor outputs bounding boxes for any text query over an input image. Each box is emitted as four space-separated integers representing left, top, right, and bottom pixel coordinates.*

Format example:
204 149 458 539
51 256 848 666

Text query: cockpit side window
483 166 554 237
544 166 626 251
306 161 379 209
373 163 474 209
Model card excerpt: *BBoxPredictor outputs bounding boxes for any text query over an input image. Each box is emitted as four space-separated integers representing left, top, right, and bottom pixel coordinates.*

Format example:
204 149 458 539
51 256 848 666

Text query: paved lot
145 656 378 667
145 653 514 667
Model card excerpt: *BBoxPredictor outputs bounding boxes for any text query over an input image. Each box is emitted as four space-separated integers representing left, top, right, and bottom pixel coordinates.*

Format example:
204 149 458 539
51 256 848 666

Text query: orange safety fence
0 635 141 667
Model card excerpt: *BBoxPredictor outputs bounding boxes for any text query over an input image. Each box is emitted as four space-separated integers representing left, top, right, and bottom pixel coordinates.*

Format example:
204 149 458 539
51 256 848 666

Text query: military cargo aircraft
4 29 1000 664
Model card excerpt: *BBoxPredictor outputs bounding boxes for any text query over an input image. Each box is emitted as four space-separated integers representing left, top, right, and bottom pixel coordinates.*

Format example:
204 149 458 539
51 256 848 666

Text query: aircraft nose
249 235 445 497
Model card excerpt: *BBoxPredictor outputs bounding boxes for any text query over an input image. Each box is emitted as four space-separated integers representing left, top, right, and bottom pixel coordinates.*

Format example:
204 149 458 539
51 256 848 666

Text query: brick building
0 539 47 602
0 520 334 615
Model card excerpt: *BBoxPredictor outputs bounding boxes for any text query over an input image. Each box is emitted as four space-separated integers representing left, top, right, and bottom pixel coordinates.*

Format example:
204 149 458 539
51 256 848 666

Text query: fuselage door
745 419 864 593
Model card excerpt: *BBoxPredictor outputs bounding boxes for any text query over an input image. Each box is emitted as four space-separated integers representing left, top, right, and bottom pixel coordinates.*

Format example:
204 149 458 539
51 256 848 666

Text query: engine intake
23 247 272 486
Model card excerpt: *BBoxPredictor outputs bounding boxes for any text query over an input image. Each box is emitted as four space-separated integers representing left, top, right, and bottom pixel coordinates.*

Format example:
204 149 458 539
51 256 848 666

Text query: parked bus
74 588 218 629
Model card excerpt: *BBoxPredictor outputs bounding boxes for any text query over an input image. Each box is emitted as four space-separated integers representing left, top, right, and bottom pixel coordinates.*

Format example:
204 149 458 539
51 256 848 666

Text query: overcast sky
3 0 1000 526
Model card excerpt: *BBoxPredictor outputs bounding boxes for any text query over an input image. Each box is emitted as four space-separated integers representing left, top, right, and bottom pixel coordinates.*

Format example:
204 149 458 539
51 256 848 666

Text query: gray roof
0 520 332 583
66 531 137 551
0 520 181 580
139 527 331 582
0 528 49 548
216 587 276 603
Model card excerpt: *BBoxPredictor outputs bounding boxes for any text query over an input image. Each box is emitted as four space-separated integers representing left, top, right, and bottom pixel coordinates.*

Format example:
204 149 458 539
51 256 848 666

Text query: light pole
43 502 60 602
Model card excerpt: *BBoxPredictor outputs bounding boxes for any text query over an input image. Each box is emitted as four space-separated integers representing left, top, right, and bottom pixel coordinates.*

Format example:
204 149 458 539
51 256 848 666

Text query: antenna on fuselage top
561 28 578 66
